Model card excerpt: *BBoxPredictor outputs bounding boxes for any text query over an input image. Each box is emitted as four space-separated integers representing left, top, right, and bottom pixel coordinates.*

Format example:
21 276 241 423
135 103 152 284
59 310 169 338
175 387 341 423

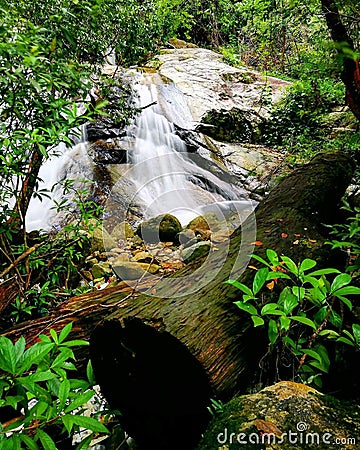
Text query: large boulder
197 381 360 450
136 214 182 243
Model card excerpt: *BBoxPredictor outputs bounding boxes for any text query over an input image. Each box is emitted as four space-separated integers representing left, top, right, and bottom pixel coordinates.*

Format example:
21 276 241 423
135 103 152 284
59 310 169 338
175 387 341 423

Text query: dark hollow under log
1 151 355 448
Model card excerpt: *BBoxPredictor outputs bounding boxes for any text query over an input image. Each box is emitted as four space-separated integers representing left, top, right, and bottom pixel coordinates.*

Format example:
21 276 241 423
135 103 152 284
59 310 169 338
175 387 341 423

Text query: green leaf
333 286 360 296
336 295 353 310
307 268 340 277
69 415 109 433
302 349 322 363
58 379 71 411
20 343 54 373
337 337 355 346
352 324 360 345
86 360 95 385
268 319 278 345
283 294 298 315
251 254 271 267
62 414 74 435
253 268 269 295
75 433 95 450
292 286 306 302
36 429 57 450
261 303 280 315
234 301 258 316
59 323 73 344
64 390 95 413
61 340 89 347
266 271 291 280
0 336 17 374
266 249 279 265
299 258 316 272
51 348 74 369
225 280 253 297
251 315 265 327
290 316 316 329
329 310 342 328
50 329 58 344
281 256 298 275
279 315 291 331
20 434 40 450
330 273 352 293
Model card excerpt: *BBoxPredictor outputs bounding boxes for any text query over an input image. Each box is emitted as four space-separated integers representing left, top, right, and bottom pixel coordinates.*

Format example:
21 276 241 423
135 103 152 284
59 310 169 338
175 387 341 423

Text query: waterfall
26 127 91 232
108 73 253 226
24 73 254 232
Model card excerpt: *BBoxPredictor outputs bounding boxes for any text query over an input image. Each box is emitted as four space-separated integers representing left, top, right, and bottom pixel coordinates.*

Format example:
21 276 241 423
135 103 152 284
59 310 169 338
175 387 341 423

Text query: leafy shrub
0 323 110 449
227 250 360 388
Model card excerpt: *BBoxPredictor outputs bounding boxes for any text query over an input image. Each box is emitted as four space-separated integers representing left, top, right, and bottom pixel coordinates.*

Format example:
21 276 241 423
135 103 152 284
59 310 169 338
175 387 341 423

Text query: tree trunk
2 151 355 449
321 0 360 120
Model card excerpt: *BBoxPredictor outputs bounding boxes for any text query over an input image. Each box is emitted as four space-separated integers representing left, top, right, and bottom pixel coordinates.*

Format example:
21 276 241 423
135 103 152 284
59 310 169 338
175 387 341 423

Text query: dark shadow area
90 318 212 449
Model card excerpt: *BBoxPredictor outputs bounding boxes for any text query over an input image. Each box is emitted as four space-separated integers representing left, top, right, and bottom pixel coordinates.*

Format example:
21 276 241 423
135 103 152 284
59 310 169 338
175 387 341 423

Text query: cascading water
109 73 254 227
26 127 92 232
24 72 254 232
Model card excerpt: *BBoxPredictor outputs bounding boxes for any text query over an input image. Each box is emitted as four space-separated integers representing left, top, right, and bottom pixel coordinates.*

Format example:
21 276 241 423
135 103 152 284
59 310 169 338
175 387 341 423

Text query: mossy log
1 151 355 449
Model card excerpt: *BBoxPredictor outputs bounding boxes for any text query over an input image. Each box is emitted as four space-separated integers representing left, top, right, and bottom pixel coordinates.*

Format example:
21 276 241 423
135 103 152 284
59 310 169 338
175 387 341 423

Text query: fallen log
1 151 355 449
89 151 355 448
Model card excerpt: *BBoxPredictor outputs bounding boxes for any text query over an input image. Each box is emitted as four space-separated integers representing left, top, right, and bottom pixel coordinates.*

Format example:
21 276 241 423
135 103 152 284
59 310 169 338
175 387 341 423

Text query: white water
24 73 254 231
26 129 91 231
120 73 252 226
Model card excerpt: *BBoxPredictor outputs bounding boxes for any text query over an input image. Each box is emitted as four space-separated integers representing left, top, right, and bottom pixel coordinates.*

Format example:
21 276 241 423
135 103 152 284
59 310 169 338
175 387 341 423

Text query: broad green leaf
62 414 74 435
281 256 298 275
302 349 322 362
261 303 280 315
251 254 271 267
330 273 352 293
268 319 278 345
251 315 265 327
329 310 342 328
336 295 353 310
283 294 298 315
279 315 291 331
234 301 258 316
307 268 340 277
51 348 74 369
14 336 26 365
225 280 253 297
50 329 58 344
20 343 54 373
0 336 17 374
36 429 57 450
58 323 73 344
20 434 40 450
253 268 269 295
266 249 279 265
266 271 291 280
58 379 71 411
352 324 360 345
290 316 316 329
69 415 109 433
292 286 306 302
333 286 360 296
299 258 317 272
318 329 339 338
64 390 95 413
337 336 355 346
309 360 329 373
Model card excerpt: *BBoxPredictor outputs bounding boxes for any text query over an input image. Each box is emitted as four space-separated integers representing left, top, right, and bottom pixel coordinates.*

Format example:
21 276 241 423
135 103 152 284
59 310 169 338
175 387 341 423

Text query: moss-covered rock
197 381 360 450
136 214 182 243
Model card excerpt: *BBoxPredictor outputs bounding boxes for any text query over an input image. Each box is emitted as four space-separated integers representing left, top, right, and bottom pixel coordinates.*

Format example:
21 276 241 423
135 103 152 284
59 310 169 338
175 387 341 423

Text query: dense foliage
0 0 360 447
